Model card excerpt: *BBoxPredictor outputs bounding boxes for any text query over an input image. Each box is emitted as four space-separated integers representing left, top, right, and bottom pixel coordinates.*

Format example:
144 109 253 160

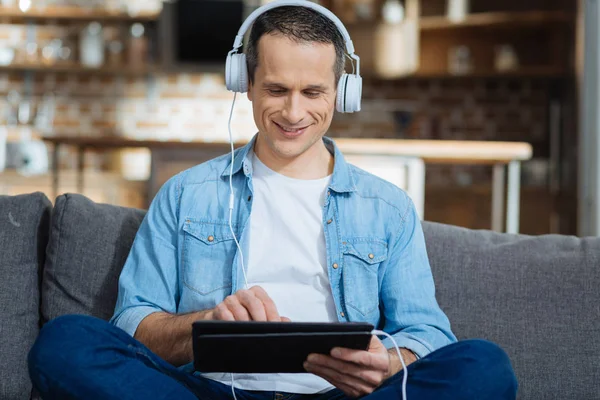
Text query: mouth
273 121 310 138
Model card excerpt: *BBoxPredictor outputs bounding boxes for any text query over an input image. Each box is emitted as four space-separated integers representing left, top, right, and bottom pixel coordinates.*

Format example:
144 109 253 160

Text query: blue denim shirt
111 135 457 360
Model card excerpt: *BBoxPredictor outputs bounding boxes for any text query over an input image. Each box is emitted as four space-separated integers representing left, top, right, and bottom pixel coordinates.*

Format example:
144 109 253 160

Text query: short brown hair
245 6 346 87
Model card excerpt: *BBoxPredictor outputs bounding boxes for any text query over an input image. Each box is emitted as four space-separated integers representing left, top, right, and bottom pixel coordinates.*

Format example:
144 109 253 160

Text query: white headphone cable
227 91 249 292
227 91 249 400
371 330 408 400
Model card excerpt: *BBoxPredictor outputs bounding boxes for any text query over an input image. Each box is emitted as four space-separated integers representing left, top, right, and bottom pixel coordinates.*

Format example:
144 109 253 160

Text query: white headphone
225 0 362 113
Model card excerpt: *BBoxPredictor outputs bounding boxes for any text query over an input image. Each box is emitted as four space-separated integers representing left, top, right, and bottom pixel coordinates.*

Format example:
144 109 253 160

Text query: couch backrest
0 192 51 400
41 194 600 400
41 194 145 323
423 221 600 400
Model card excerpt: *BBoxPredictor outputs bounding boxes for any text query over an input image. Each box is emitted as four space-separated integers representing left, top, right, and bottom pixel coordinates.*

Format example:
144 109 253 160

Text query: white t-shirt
206 151 337 394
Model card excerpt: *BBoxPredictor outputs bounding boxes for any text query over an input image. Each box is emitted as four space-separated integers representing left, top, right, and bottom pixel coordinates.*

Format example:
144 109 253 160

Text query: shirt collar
221 135 257 178
221 134 357 194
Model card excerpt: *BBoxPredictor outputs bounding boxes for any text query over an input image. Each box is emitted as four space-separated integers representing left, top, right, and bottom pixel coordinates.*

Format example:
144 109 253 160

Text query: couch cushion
422 221 600 400
0 192 51 400
42 194 146 323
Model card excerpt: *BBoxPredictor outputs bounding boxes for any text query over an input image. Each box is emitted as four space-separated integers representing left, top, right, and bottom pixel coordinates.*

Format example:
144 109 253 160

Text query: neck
254 135 334 180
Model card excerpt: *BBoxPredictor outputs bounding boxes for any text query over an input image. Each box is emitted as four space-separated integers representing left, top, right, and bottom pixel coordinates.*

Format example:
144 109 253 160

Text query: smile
274 122 310 137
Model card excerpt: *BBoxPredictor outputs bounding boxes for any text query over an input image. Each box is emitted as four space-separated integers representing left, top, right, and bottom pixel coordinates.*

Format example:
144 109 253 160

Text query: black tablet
192 321 374 373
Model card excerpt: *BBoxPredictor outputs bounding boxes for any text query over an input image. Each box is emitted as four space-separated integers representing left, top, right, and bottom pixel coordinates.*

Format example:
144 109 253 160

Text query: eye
304 91 320 98
267 89 286 96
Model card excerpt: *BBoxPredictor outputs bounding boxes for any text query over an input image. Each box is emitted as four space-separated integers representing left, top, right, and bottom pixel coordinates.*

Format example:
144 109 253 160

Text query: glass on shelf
107 40 124 66
128 22 147 69
0 46 16 66
495 45 519 72
103 25 123 66
58 43 73 63
448 45 473 75
24 42 39 63
79 21 105 67
41 38 62 65
63 27 78 62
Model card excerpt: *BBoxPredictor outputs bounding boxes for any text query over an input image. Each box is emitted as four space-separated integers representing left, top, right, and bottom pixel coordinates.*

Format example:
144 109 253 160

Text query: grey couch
1 192 599 400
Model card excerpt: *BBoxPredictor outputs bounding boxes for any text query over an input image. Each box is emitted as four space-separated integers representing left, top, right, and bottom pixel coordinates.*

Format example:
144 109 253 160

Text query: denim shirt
110 135 457 361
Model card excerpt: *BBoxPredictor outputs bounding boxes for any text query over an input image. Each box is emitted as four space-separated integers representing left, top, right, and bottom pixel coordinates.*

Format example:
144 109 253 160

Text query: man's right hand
135 286 288 366
204 286 290 322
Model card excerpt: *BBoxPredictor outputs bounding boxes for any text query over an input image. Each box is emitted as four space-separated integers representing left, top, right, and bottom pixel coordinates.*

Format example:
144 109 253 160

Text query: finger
224 295 252 321
212 303 235 321
281 316 292 322
236 290 267 321
304 362 375 397
249 286 281 321
306 354 383 386
368 335 386 352
330 347 389 372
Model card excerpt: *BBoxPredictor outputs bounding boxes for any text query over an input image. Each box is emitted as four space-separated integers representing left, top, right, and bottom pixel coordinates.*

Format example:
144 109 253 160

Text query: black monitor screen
175 0 245 64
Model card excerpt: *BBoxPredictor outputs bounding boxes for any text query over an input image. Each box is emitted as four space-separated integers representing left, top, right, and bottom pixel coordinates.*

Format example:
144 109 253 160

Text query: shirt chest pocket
342 239 388 318
182 220 238 296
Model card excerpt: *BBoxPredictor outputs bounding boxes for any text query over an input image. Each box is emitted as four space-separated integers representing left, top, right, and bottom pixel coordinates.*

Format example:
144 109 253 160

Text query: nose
281 93 304 125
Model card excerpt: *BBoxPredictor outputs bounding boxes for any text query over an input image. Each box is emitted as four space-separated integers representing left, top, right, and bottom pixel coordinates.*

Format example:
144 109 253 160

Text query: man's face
247 33 337 163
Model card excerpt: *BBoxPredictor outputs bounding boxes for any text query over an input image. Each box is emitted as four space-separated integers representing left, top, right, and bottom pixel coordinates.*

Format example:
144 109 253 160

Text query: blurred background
0 0 596 237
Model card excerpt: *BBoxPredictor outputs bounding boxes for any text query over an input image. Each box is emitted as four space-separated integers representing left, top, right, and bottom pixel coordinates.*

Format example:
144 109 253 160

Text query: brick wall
330 77 555 187
1 69 555 186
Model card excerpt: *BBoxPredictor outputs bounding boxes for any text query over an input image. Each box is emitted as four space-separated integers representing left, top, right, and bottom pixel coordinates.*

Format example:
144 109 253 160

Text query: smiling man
28 4 518 400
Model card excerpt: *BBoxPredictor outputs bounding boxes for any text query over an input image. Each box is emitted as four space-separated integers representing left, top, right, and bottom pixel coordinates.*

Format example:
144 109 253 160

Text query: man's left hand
304 336 416 398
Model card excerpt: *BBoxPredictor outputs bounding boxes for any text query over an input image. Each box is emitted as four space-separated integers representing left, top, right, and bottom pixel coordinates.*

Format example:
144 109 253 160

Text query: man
28 4 517 400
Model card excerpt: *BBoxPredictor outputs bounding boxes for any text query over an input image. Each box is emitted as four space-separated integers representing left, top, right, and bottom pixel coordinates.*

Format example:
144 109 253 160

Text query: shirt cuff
111 305 162 338
381 333 434 360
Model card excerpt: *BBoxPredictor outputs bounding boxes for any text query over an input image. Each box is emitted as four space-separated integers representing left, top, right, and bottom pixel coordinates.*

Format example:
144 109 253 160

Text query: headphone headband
232 0 358 73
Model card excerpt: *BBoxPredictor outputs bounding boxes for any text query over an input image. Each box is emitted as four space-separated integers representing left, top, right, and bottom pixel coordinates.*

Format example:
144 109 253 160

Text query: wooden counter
333 138 533 164
40 135 532 164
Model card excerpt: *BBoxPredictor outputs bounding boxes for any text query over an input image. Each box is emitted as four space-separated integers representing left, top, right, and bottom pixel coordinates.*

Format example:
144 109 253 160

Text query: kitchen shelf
362 66 569 80
0 62 158 75
0 6 159 23
420 11 573 31
412 66 569 78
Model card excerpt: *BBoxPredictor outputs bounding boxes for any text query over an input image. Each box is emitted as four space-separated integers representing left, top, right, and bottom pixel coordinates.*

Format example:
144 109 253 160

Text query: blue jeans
28 315 517 400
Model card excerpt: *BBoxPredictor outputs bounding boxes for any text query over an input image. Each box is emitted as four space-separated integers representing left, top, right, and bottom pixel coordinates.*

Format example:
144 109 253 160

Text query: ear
247 79 253 102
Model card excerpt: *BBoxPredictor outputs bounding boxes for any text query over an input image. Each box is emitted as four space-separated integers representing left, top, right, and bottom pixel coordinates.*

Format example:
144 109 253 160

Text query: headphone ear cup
336 74 348 113
237 53 248 93
336 74 362 113
225 52 235 92
226 53 249 93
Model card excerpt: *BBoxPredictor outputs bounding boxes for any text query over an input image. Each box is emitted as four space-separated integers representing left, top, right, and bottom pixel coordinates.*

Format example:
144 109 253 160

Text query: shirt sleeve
109 172 183 337
379 195 457 359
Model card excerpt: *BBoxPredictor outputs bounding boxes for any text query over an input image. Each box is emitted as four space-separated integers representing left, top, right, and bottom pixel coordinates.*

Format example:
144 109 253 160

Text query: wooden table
42 135 532 233
335 138 533 233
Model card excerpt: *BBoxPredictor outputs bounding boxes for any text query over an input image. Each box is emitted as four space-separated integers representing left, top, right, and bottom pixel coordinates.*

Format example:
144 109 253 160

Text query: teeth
280 126 303 132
